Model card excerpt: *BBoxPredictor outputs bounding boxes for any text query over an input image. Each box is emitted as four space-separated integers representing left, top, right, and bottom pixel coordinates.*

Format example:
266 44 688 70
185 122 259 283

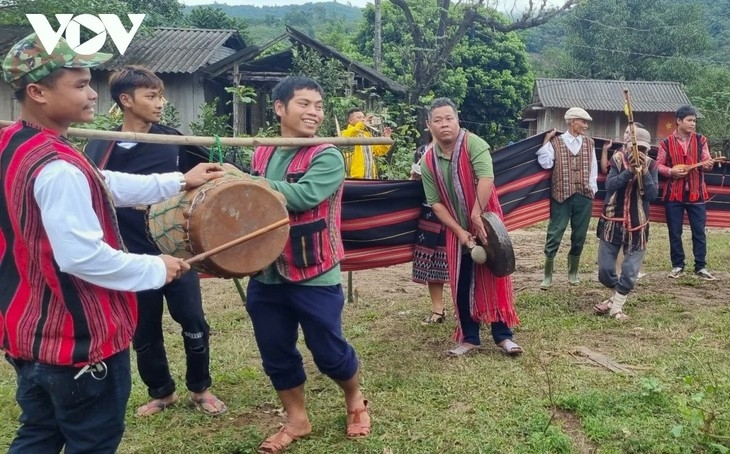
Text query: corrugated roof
100 28 246 73
534 78 691 112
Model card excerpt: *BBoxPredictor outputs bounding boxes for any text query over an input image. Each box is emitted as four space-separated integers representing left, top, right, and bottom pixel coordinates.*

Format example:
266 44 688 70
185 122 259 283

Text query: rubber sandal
610 311 629 322
594 299 613 315
346 400 371 439
497 339 524 357
135 394 179 417
447 344 479 357
258 426 305 454
422 311 445 325
189 394 228 416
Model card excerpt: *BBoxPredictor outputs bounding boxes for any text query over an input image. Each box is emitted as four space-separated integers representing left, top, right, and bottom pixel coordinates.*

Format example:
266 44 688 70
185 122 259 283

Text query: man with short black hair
86 65 227 417
420 97 523 357
656 105 717 280
246 76 370 454
341 107 392 178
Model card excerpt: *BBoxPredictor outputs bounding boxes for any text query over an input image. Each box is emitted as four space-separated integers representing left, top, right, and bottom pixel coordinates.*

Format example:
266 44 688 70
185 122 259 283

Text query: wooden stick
0 120 393 147
185 217 289 265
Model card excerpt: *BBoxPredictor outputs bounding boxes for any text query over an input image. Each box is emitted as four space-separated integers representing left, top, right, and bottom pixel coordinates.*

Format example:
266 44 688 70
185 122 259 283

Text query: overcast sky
179 0 565 11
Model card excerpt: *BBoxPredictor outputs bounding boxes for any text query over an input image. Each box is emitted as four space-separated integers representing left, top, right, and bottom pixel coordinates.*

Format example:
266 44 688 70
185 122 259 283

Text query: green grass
0 223 728 453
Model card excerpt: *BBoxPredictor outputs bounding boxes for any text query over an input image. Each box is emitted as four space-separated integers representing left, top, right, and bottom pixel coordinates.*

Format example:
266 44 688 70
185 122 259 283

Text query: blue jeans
6 349 131 454
457 253 513 346
245 280 359 391
133 271 211 399
597 240 647 295
665 201 707 271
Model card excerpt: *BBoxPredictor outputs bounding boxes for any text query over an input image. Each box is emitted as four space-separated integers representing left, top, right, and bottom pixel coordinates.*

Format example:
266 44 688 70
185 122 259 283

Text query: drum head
187 180 289 278
481 212 515 277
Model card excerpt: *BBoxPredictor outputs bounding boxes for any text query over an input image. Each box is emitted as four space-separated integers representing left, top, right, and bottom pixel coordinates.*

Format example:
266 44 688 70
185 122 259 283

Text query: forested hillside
184 2 362 44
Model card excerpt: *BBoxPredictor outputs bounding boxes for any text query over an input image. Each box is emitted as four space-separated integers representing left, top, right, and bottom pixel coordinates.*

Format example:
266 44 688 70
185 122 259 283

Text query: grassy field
0 222 728 453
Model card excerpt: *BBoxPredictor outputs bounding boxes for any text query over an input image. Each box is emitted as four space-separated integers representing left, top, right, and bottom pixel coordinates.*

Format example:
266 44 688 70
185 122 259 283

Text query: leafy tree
0 0 182 27
354 0 574 103
355 1 535 146
186 6 250 43
537 0 711 83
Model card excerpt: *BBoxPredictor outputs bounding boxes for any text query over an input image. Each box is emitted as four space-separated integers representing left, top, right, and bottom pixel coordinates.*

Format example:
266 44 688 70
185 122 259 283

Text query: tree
355 0 574 103
538 0 711 83
186 6 250 43
0 0 183 27
355 1 535 146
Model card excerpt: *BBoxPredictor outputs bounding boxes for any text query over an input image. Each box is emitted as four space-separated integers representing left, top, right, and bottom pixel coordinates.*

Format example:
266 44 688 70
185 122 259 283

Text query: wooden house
521 78 694 143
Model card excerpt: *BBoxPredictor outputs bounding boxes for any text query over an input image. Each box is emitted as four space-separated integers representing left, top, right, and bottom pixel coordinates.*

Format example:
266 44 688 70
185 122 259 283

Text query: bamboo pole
0 120 393 147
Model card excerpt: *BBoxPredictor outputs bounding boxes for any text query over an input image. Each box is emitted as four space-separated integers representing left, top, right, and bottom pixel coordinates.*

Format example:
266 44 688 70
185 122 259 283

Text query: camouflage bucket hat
2 33 112 91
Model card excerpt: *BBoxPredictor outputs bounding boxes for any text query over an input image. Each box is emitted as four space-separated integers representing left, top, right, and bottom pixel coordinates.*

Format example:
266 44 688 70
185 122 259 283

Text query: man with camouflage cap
0 33 224 453
536 107 598 289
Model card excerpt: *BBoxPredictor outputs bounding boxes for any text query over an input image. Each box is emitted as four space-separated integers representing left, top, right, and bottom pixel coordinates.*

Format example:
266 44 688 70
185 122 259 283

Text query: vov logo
26 14 146 56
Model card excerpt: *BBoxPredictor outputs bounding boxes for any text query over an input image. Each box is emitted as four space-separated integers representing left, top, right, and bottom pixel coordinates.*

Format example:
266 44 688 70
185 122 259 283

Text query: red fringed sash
424 130 520 342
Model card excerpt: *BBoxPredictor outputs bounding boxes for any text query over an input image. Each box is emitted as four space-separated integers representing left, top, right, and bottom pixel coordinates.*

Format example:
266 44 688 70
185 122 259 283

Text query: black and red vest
660 133 708 202
0 121 136 366
251 145 344 282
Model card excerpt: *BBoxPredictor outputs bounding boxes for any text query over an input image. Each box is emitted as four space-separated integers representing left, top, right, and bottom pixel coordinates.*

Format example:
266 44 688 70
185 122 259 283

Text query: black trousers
133 271 211 399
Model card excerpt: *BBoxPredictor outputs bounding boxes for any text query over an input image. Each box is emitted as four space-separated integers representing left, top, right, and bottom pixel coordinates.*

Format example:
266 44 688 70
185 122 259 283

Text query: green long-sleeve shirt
420 134 493 229
253 146 345 286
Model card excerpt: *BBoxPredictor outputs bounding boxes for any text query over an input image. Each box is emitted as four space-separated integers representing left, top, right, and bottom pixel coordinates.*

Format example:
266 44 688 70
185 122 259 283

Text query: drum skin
480 212 515 277
148 168 289 278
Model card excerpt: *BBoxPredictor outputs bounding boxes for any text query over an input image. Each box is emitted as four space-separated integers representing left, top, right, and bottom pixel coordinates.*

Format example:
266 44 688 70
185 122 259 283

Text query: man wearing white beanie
536 107 598 289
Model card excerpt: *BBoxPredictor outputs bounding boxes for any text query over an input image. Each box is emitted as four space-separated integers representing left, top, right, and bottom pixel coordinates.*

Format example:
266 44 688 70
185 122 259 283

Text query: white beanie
564 107 593 121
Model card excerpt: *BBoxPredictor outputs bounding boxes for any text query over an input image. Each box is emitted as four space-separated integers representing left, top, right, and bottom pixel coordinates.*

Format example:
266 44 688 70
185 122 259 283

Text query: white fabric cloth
33 160 183 291
536 132 598 194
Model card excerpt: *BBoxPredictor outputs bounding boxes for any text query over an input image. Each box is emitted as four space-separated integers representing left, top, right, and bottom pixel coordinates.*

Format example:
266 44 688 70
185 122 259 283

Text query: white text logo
26 14 146 56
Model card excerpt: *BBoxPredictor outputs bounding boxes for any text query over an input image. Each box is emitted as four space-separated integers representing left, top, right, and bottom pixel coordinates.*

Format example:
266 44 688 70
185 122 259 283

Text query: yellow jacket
341 122 391 179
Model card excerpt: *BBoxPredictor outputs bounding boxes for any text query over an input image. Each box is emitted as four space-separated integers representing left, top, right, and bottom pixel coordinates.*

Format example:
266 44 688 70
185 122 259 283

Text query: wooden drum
147 165 289 278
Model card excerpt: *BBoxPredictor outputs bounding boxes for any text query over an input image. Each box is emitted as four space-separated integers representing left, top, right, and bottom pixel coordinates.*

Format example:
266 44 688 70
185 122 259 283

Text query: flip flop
135 394 179 417
447 344 479 357
497 339 524 357
189 394 228 416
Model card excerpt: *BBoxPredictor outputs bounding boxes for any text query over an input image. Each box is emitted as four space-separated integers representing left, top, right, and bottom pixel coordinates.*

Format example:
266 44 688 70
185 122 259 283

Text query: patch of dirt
347 226 728 311
551 408 598 454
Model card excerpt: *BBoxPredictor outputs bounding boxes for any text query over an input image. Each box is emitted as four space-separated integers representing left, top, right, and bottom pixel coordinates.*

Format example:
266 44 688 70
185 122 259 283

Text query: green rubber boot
568 254 581 285
540 257 554 290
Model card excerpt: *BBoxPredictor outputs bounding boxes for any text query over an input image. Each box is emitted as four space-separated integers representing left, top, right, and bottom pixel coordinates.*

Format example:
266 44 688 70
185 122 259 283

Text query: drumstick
185 217 289 265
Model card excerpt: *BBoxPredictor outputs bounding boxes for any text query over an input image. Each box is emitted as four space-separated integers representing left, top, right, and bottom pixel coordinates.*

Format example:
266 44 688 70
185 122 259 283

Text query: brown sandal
422 311 445 325
594 299 613 315
346 400 371 439
258 426 305 454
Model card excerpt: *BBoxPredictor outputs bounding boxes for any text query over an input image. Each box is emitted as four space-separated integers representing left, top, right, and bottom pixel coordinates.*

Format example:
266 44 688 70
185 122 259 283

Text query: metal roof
99 27 246 74
533 78 692 112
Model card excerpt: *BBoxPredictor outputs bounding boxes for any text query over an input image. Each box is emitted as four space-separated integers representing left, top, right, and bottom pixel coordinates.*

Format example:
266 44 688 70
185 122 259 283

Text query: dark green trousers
544 194 593 258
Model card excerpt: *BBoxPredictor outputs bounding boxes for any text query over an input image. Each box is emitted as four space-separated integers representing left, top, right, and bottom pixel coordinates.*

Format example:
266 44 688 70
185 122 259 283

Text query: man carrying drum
246 76 370 454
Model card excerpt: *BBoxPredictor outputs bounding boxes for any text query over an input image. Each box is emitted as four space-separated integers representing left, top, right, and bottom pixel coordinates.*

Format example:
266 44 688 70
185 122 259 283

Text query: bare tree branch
474 0 577 33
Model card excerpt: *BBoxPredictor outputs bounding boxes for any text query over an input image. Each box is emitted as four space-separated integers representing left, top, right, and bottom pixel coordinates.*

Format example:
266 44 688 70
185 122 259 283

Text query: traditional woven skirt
412 203 449 284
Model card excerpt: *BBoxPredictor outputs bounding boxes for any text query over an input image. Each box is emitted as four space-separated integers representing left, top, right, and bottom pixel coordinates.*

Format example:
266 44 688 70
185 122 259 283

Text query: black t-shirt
102 124 182 255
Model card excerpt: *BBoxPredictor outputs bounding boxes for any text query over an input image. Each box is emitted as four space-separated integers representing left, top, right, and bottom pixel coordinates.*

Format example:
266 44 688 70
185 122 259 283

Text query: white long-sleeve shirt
33 160 183 292
536 132 598 194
